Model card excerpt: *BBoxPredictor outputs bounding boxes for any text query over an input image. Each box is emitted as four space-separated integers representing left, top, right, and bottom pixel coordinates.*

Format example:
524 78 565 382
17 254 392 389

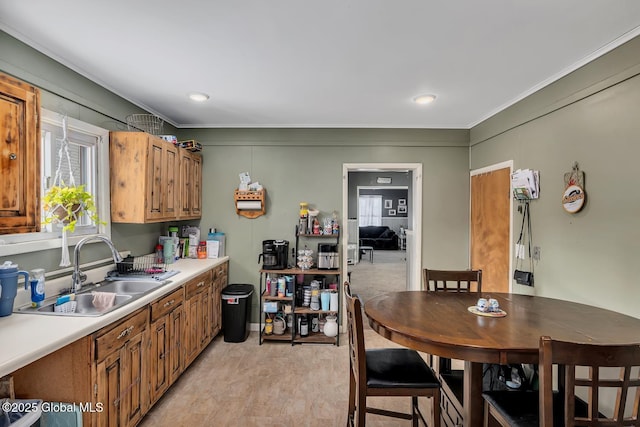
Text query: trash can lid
221 284 254 298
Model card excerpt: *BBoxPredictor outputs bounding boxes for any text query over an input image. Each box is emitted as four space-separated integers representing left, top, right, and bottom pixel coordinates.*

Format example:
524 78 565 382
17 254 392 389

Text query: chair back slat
423 268 482 293
344 282 367 393
539 336 640 426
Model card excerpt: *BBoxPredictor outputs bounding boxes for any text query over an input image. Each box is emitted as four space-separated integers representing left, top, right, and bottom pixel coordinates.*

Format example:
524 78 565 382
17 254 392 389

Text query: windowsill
0 232 105 257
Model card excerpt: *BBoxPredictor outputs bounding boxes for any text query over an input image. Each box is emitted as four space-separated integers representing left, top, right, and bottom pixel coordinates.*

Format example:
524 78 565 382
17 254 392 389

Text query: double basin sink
15 279 170 317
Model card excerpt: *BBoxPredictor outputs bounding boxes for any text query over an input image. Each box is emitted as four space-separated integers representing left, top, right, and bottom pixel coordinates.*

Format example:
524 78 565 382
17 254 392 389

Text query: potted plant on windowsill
42 184 102 232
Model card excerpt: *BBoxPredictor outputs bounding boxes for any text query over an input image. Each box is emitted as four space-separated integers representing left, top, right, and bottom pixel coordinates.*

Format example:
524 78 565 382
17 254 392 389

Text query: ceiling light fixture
188 92 210 102
413 94 436 105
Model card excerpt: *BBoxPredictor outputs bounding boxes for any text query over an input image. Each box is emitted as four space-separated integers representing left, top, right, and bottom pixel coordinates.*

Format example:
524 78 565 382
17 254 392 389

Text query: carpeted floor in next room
140 249 425 427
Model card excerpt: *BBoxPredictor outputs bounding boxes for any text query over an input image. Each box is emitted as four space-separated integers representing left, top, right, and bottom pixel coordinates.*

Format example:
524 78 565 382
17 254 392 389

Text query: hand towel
92 291 117 312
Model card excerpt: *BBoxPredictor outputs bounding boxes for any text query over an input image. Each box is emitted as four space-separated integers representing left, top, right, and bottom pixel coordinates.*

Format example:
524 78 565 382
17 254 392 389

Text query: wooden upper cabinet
110 131 200 223
179 150 202 220
0 72 40 234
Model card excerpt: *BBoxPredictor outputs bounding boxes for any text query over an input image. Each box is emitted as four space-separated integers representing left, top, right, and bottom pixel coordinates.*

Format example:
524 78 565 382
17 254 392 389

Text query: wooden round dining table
364 291 640 427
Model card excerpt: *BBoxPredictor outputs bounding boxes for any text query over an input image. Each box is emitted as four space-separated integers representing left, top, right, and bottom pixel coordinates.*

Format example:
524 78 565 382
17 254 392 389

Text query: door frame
469 160 513 292
343 163 423 291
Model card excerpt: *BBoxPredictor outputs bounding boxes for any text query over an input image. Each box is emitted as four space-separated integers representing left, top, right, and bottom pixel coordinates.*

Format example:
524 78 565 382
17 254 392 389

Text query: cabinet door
179 151 192 218
190 154 202 217
121 330 147 427
183 293 201 367
149 317 170 405
201 286 211 347
0 73 40 234
163 144 179 218
146 139 165 221
95 350 123 427
169 305 185 384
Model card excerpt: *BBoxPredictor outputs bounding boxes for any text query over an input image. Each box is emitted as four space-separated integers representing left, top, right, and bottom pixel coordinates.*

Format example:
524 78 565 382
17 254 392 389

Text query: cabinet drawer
185 271 211 299
95 308 148 361
150 288 184 322
214 263 227 279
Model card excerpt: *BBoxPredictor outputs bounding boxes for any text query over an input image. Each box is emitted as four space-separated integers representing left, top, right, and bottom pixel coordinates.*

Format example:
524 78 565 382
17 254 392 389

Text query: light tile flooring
141 250 432 426
141 330 435 427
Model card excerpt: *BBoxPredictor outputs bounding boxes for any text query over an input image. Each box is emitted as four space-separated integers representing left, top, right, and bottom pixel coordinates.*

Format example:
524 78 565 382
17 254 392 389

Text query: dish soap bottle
29 268 45 308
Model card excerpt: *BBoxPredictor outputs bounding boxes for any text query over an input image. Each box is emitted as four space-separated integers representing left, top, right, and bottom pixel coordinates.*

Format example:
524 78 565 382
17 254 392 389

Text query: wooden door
470 167 511 293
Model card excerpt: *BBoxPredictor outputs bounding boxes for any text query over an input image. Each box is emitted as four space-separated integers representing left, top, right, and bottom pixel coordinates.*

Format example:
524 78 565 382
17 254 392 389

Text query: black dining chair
483 335 640 426
422 268 482 293
421 268 483 408
344 282 441 427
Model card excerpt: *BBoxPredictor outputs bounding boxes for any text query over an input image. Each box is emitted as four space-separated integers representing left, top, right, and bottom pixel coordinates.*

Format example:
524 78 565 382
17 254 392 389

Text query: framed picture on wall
398 206 407 214
384 200 392 209
388 209 396 216
398 199 406 206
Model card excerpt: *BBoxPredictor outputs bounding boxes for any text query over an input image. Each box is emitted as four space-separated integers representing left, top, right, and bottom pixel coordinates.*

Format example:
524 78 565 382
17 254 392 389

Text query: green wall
1 31 471 322
470 36 640 318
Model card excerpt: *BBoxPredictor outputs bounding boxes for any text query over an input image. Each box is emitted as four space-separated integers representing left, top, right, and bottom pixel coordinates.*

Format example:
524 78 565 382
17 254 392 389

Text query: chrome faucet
72 235 123 292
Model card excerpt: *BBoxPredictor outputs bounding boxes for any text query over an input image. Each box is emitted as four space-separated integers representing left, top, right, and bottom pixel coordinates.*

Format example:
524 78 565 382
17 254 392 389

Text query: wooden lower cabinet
211 262 227 337
10 262 228 426
149 288 184 405
184 271 213 367
94 307 149 427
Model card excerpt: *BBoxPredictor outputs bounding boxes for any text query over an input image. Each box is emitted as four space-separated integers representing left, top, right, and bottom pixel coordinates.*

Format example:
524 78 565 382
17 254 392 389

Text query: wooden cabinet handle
163 299 175 308
117 325 134 340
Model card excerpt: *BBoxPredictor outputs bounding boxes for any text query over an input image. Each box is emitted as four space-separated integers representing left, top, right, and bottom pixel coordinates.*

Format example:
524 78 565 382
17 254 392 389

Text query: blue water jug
0 261 30 317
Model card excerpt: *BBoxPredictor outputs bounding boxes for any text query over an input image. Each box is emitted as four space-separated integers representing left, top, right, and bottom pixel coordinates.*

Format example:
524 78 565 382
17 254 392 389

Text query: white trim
469 160 513 292
343 163 423 292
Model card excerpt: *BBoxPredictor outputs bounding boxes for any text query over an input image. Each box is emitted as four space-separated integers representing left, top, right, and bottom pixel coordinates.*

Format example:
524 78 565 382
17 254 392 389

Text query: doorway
342 164 423 304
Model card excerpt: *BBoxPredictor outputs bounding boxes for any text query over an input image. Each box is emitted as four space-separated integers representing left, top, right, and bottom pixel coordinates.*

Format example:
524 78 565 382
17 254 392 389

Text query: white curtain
359 195 382 226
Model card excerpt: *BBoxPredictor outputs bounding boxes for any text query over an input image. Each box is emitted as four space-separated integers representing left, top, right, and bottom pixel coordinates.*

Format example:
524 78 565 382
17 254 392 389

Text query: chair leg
347 368 356 425
432 390 441 427
412 396 419 427
356 389 367 426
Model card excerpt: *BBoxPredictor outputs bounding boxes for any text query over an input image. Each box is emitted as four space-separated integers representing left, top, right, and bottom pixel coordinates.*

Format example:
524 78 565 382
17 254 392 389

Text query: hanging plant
42 183 102 232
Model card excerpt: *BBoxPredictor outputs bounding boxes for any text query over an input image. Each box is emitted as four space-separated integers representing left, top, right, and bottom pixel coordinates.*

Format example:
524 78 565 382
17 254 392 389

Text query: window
358 195 382 227
0 109 111 256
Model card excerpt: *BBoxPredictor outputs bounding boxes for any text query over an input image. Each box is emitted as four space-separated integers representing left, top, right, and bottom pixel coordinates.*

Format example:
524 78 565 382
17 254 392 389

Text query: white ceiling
2 1 640 129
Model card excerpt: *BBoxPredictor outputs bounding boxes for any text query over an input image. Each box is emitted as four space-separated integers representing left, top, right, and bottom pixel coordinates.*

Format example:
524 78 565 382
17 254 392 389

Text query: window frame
0 109 111 257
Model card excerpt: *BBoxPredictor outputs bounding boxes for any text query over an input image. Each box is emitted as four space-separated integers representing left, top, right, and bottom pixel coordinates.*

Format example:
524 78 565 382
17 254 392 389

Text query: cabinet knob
8 153 17 160
163 299 175 307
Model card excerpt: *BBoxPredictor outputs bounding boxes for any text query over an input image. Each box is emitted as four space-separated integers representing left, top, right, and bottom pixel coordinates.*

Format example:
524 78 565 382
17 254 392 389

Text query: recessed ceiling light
413 94 436 105
189 92 210 102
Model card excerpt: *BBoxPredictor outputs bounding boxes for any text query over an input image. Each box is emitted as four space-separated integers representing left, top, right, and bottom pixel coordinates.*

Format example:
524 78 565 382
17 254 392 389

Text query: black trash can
221 284 254 342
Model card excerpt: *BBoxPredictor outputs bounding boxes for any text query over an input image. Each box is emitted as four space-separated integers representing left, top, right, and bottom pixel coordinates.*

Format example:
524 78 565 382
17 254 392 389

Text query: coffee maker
258 239 289 270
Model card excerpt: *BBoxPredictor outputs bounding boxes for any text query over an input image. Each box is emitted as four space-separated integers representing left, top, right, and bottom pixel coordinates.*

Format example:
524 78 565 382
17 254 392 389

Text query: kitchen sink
15 279 170 317
96 280 165 295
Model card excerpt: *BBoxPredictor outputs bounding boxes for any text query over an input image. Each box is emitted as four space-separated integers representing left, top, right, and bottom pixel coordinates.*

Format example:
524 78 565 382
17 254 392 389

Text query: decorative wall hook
562 162 586 214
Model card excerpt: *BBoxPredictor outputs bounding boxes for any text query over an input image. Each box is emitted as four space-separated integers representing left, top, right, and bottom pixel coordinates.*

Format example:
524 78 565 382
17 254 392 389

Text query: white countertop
0 256 229 377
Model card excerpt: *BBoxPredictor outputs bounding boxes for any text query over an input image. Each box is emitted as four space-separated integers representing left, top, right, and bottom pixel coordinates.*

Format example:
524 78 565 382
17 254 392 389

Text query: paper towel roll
237 200 262 210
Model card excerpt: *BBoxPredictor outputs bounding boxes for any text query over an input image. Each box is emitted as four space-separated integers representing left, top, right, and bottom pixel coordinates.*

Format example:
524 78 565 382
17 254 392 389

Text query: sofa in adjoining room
359 226 399 250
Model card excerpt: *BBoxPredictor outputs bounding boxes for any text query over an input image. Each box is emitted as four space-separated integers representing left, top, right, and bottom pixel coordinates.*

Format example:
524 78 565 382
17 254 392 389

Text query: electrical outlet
533 246 541 261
